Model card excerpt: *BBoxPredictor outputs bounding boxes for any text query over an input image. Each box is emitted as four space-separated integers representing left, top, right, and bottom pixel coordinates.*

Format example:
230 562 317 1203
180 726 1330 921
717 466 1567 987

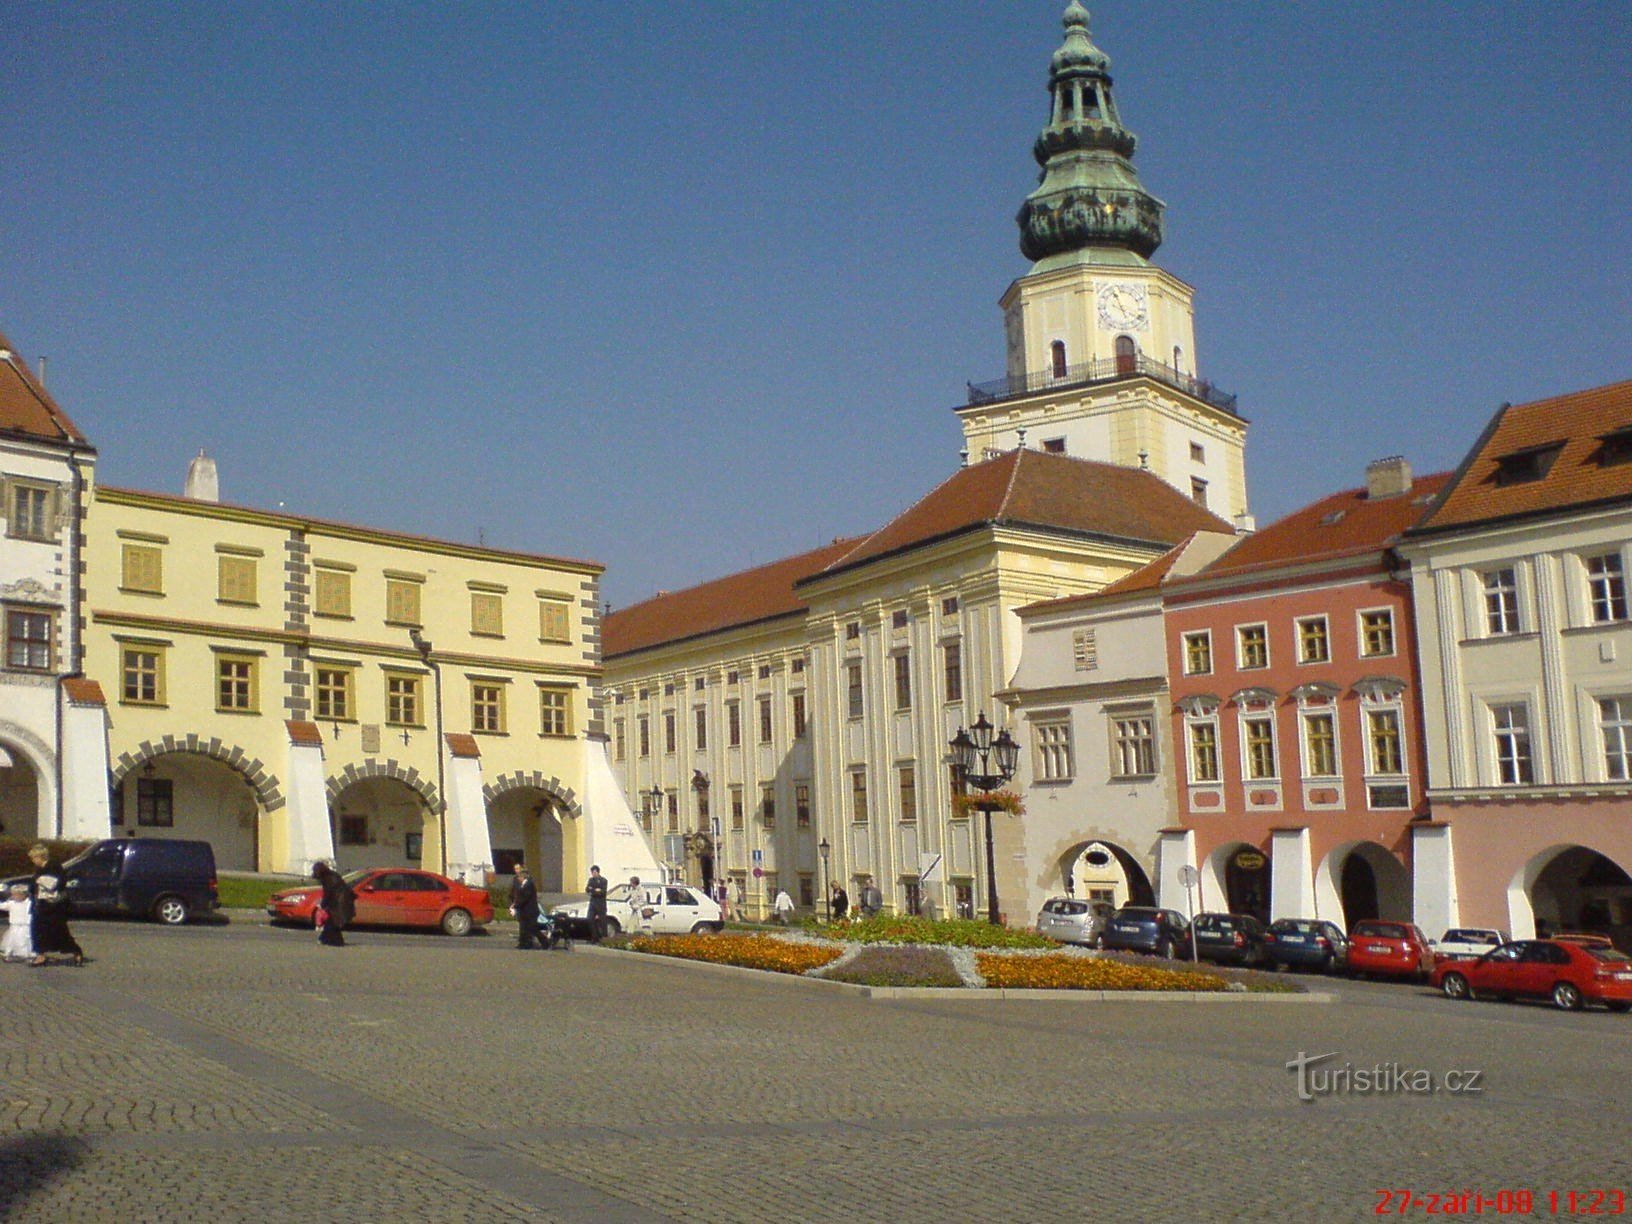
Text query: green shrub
0 838 91 878
823 913 1054 950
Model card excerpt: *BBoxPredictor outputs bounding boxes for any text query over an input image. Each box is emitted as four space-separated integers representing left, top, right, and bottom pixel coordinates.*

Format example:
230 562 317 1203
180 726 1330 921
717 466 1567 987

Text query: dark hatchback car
1265 918 1349 973
3 838 219 925
1190 912 1271 966
1098 906 1191 959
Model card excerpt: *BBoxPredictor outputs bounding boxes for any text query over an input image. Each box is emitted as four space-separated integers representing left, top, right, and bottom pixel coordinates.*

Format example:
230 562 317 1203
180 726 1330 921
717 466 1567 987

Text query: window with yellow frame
385 672 423 726
120 643 166 705
121 543 164 595
313 568 352 618
471 680 506 733
538 685 573 736
215 653 258 713
217 554 258 605
314 666 355 721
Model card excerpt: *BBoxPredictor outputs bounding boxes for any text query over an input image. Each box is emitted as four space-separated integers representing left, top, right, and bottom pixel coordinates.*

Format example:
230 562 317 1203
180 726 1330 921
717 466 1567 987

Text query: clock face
1097 283 1150 331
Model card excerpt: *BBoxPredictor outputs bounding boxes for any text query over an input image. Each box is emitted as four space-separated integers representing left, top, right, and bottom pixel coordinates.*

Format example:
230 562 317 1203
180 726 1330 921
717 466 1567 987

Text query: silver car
1035 897 1114 946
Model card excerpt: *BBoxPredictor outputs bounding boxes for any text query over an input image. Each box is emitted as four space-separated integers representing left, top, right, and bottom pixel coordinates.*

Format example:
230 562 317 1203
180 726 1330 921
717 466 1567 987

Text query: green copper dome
1017 3 1165 268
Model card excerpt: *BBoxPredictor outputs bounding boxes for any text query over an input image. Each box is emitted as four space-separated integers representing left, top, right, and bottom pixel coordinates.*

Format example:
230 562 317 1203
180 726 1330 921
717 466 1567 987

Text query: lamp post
408 628 447 875
949 712 1020 926
818 837 831 922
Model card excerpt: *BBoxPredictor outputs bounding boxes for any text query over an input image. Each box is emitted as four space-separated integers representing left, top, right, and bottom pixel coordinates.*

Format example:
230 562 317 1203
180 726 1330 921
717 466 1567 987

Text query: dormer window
1050 340 1068 378
1596 425 1632 467
1493 442 1564 486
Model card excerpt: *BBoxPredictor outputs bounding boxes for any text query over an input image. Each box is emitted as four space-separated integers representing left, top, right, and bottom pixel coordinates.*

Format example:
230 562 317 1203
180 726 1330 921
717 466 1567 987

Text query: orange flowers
627 933 843 975
976 953 1226 992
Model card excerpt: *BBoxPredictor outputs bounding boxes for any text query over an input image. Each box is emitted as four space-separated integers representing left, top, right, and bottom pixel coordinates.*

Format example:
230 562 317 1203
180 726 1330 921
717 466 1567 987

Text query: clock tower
957 3 1249 523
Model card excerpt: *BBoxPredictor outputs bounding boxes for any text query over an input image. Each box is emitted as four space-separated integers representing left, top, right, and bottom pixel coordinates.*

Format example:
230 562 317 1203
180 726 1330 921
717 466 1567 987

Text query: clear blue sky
6 2 1628 608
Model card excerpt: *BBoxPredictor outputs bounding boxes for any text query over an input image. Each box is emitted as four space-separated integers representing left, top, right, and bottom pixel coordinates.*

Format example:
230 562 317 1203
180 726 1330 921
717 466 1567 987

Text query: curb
583 944 1333 1002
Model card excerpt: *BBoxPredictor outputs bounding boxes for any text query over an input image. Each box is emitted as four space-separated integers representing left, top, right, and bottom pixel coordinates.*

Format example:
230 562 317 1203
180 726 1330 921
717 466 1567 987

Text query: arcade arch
110 745 274 871
1058 839 1154 908
1203 841 1270 922
326 775 436 873
1314 840 1411 927
1509 843 1632 948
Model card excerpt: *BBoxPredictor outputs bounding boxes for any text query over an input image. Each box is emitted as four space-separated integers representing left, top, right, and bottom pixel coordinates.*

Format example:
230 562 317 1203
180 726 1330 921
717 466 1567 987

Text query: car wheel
1319 954 1334 975
440 908 474 937
1606 1001 1631 1014
1440 972 1471 1001
1157 937 1175 960
1552 981 1584 1011
153 895 189 926
605 917 622 937
1093 933 1106 951
691 921 723 935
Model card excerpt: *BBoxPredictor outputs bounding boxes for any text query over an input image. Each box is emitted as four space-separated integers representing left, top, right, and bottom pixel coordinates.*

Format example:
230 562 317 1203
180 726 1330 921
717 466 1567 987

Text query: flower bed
818 945 965 988
824 914 1053 950
976 952 1226 992
626 933 844 975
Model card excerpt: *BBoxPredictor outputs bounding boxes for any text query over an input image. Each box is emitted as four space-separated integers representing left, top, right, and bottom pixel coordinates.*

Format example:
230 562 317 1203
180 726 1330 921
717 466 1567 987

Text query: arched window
1114 334 1137 375
1050 340 1068 378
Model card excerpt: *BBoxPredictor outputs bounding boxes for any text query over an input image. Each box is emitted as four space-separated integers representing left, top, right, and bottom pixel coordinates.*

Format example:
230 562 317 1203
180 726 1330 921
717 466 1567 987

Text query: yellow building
84 470 655 886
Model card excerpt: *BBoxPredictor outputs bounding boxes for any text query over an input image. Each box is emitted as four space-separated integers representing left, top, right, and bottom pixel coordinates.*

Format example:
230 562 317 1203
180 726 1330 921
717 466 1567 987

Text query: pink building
1158 460 1449 925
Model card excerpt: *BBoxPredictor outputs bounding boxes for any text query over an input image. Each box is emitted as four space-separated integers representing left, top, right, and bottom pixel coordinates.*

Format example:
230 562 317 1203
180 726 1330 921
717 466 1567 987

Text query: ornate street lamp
818 837 831 922
950 712 1020 925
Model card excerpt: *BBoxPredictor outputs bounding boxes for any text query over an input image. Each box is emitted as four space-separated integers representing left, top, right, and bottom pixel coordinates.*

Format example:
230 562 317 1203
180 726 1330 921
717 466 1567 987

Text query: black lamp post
950 712 1020 925
818 837 831 922
409 628 447 875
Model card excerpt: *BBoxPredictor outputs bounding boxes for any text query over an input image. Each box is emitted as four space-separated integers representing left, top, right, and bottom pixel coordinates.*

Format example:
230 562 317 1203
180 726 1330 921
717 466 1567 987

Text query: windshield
1270 920 1316 933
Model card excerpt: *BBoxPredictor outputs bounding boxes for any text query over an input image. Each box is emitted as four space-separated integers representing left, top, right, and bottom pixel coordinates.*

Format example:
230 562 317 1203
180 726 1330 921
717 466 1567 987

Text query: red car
267 868 494 936
1433 939 1632 1012
1346 920 1434 980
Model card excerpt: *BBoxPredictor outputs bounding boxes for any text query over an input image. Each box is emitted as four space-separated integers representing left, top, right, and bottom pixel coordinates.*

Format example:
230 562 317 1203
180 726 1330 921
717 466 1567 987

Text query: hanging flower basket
951 789 1026 819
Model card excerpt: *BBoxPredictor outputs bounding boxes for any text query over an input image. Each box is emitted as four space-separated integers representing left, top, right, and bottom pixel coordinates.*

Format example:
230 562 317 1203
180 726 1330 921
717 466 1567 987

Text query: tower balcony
959 353 1240 417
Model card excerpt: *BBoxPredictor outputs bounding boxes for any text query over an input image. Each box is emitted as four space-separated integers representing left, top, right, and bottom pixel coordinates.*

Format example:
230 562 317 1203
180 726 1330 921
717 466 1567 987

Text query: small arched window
1114 334 1137 375
1050 340 1068 378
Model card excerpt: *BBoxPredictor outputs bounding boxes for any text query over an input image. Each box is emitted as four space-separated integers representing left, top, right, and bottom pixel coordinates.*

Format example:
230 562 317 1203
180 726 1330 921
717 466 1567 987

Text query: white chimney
1233 512 1256 534
184 448 219 502
1365 456 1413 500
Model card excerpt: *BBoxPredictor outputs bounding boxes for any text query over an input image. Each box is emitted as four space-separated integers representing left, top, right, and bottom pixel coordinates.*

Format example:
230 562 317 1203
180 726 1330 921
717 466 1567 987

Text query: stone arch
112 734 283 812
484 770 580 820
326 758 439 812
1054 838 1155 908
1508 842 1632 945
0 719 59 841
1202 840 1271 921
1314 839 1412 927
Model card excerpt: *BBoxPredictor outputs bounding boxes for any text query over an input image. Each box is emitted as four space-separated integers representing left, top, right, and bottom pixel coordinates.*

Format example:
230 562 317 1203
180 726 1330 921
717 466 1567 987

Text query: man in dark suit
510 863 543 950
586 865 609 942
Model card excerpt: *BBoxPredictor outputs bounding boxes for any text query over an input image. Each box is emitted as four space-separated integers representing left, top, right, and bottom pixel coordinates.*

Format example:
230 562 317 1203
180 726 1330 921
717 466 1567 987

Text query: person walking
3 883 35 962
829 880 849 922
510 863 543 950
585 865 609 942
772 887 795 925
860 876 883 918
27 843 84 967
313 862 355 948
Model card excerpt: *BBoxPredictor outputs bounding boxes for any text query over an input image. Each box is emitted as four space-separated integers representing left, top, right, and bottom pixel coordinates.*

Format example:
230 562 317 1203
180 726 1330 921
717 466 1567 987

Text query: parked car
1431 927 1508 962
267 868 494 936
1189 912 1271 966
1036 897 1114 947
2 838 218 926
1551 931 1615 949
550 882 724 938
1433 939 1632 1012
1347 920 1434 979
1264 918 1349 973
1097 906 1190 959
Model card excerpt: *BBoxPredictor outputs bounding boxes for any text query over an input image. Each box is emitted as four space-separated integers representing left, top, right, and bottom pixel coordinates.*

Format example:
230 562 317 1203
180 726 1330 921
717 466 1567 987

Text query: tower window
1114 334 1137 374
1050 340 1068 378
1191 478 1209 507
1043 438 1066 454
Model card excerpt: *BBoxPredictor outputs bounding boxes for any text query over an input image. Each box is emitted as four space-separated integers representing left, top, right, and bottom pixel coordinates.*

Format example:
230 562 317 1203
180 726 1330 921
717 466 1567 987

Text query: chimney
184 448 220 502
1233 512 1256 534
1365 456 1413 500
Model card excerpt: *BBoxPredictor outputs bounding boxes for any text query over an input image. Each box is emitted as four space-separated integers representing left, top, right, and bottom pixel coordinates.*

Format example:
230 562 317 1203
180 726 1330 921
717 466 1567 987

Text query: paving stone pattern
2 918 1629 1221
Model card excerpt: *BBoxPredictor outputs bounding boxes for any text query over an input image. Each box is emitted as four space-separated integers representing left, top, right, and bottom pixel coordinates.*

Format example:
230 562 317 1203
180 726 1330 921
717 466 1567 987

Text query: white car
551 883 724 937
1432 927 1508 961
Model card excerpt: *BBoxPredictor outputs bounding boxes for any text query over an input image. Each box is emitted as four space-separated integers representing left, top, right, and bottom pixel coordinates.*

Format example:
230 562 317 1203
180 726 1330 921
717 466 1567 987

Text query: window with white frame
4 607 52 671
1243 714 1277 780
893 653 912 710
1367 708 1404 775
1482 568 1521 635
1599 697 1632 781
1183 631 1212 675
1188 720 1220 783
1297 617 1330 664
1359 609 1395 657
1586 552 1629 624
847 662 864 719
1110 712 1155 778
1237 624 1269 670
1033 719 1074 781
1302 712 1337 777
1490 702 1534 784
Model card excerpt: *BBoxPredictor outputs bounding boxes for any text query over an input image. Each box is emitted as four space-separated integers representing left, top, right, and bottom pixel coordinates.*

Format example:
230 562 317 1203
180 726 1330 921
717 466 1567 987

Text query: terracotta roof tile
62 678 106 707
285 720 324 747
1413 380 1632 533
818 448 1232 578
0 333 91 447
1192 470 1453 578
604 537 864 660
444 733 481 759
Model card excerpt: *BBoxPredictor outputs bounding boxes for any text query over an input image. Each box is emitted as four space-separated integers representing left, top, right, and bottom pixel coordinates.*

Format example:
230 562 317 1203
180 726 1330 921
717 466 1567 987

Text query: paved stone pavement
3 916 1630 1222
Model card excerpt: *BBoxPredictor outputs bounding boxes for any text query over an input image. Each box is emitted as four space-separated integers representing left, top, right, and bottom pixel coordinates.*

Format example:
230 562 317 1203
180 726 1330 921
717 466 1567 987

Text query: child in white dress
2 884 34 962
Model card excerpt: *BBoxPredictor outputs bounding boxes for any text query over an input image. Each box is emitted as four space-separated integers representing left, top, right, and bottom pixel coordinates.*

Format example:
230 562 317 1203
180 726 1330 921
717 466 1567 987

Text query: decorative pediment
1290 682 1342 707
1354 675 1407 702
1231 686 1278 710
1176 694 1220 717
0 577 61 605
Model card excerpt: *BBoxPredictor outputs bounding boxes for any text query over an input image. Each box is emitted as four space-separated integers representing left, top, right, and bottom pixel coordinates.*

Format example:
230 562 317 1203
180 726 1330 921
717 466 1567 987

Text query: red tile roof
1189 470 1453 580
62 678 106 707
1413 380 1632 533
285 721 325 747
604 537 864 660
0 333 91 447
816 448 1232 579
444 733 481 759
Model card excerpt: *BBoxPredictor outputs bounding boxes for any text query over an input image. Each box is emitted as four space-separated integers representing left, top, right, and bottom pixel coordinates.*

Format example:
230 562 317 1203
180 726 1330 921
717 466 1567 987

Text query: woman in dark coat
313 862 355 947
28 843 84 966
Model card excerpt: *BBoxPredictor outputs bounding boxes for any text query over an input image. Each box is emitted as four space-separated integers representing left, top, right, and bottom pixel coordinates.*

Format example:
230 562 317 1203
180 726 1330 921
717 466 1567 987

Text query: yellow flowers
976 953 1227 992
627 933 843 975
